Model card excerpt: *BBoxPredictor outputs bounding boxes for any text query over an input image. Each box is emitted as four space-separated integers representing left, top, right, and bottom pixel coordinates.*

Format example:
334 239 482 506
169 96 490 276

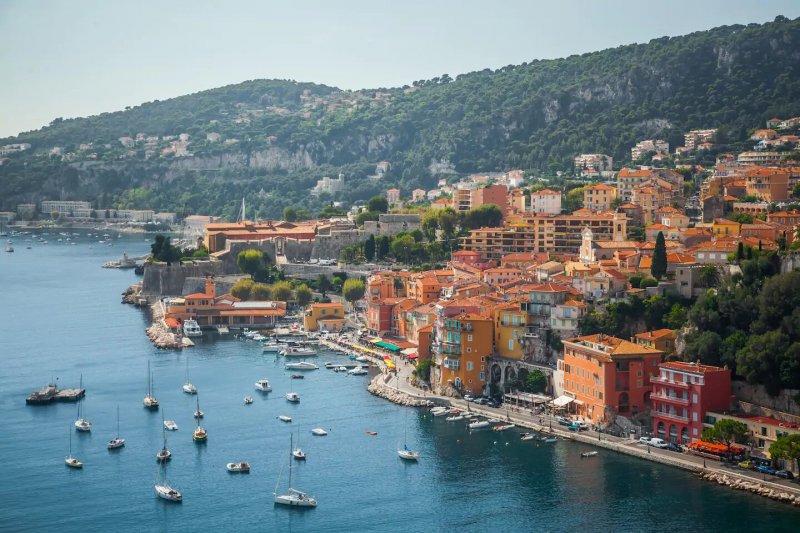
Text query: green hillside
2 15 799 219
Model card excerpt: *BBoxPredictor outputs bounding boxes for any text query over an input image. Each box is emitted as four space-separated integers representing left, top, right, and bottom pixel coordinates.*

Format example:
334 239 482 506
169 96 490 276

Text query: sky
1 0 799 138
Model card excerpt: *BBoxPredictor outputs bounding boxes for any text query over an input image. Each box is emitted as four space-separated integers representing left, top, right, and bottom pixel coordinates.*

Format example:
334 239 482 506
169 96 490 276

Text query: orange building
438 313 492 395
634 329 677 353
204 220 319 253
560 334 663 425
745 166 789 203
583 184 618 212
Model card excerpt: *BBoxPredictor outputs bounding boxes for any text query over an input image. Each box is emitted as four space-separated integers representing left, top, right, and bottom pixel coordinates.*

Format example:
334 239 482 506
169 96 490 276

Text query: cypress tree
651 231 667 280
364 234 376 261
736 241 744 261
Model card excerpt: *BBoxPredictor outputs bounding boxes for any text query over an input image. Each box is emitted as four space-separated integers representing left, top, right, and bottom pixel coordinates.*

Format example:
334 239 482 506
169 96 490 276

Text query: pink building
651 361 732 445
387 188 401 205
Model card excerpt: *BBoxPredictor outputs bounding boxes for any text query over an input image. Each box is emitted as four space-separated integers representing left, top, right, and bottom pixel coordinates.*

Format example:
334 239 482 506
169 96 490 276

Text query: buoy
456 439 461 444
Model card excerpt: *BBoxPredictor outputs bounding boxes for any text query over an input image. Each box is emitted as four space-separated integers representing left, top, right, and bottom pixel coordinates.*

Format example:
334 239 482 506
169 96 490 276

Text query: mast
116 405 120 438
288 434 293 488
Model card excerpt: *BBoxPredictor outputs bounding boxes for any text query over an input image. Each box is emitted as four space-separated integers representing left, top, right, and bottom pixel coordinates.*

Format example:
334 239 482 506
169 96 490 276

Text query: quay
26 383 85 405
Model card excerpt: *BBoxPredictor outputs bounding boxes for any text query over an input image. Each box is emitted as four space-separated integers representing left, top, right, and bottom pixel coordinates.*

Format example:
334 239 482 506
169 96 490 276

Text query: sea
0 229 798 532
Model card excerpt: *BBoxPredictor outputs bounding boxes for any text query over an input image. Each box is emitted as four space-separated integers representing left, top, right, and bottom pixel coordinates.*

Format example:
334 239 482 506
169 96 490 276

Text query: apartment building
530 189 562 214
583 184 617 212
744 166 789 203
631 139 669 160
574 154 613 175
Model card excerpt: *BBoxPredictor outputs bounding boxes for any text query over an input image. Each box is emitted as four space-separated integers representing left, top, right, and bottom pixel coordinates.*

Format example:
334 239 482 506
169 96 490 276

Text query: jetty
26 383 85 405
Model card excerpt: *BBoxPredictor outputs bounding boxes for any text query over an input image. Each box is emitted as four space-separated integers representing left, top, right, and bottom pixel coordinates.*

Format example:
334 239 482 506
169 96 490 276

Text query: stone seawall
700 471 800 507
367 375 432 407
145 301 193 350
140 260 225 301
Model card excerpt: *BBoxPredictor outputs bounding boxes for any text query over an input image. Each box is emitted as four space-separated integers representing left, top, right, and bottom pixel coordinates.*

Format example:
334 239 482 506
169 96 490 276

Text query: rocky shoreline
700 471 800 506
121 282 144 305
367 374 433 407
144 301 193 350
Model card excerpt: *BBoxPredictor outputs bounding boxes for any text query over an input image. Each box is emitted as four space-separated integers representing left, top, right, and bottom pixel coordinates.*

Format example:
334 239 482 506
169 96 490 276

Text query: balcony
652 410 689 423
651 393 690 406
651 376 689 389
444 357 460 370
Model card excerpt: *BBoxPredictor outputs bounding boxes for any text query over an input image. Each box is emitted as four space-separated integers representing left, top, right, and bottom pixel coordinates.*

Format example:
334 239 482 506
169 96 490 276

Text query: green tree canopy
769 434 800 463
364 234 376 261
701 419 749 449
342 278 366 305
251 283 272 300
317 274 333 297
295 284 313 307
651 231 667 280
391 234 416 263
368 196 388 214
237 249 264 277
231 278 255 300
525 370 547 393
271 280 293 302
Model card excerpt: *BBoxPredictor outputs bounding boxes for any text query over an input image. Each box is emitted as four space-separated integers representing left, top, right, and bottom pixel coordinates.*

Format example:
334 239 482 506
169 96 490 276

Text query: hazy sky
1 0 799 138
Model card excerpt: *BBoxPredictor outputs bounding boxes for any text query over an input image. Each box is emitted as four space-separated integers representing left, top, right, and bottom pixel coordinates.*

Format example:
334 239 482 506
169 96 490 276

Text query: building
635 329 677 353
550 299 587 339
704 412 800 459
559 334 664 425
436 313 492 395
411 188 426 203
767 210 800 226
312 174 346 196
631 139 669 161
744 166 789 203
530 189 562 214
303 303 345 332
362 213 421 237
204 220 320 253
453 184 509 217
684 129 717 150
574 154 613 176
40 200 92 218
583 184 617 212
386 188 401 205
16 203 36 216
460 211 628 261
737 151 783 166
652 361 732 445
164 278 286 329
494 302 528 361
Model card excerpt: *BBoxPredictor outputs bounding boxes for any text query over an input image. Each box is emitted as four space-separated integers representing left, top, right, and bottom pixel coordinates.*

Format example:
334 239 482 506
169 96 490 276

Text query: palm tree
698 264 720 288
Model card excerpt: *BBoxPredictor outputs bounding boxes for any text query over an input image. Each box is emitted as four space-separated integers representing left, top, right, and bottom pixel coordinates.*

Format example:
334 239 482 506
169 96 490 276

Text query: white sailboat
274 434 316 507
292 429 306 461
398 412 419 461
143 361 159 409
182 358 197 394
156 412 172 462
193 397 207 442
107 405 125 449
74 378 92 432
65 426 83 468
154 463 182 502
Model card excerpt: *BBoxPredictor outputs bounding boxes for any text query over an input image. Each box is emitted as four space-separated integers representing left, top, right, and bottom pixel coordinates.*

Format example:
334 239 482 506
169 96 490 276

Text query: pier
26 384 85 405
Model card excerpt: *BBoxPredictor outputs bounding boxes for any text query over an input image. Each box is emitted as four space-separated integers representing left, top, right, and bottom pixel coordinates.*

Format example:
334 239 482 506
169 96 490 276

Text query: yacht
255 378 272 392
154 481 182 502
347 365 368 376
144 362 159 410
157 413 172 462
164 420 178 431
226 462 251 473
280 346 317 357
182 382 197 394
183 319 202 337
262 341 281 353
278 415 292 423
107 405 125 449
75 395 91 432
285 392 300 403
285 361 319 371
311 428 328 436
65 427 83 468
274 434 316 507
468 420 491 430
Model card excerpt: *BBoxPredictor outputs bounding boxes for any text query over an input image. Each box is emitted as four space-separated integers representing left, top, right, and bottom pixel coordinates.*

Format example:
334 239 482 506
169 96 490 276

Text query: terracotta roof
647 224 670 231
452 312 491 321
531 189 560 196
659 361 728 374
584 183 617 191
565 333 663 358
636 329 676 341
618 168 653 178
562 299 588 308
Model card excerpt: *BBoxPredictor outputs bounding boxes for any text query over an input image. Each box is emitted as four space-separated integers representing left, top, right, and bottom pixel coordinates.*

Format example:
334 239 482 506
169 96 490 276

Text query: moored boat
286 392 300 403
107 405 125 449
278 415 292 423
274 434 316 507
182 319 202 337
493 423 515 432
311 428 327 436
164 419 178 431
285 361 319 371
281 346 317 357
244 396 254 405
580 451 598 458
468 420 491 430
255 378 272 392
226 461 251 473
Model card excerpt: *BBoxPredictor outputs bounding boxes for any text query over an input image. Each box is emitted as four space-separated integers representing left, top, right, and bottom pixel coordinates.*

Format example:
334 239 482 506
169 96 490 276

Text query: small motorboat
446 415 464 422
262 341 281 353
311 428 328 436
336 366 348 372
347 365 368 375
278 415 292 423
366 431 378 436
290 374 305 379
255 379 272 392
156 448 172 462
226 462 251 473
431 409 449 417
108 437 125 449
285 392 300 402
493 424 515 432
542 437 558 443
447 408 461 415
520 433 536 441
182 382 197 394
164 420 178 431
285 361 319 371
244 396 254 405
355 355 369 362
65 456 83 468
469 420 491 430
581 451 598 458
280 346 317 357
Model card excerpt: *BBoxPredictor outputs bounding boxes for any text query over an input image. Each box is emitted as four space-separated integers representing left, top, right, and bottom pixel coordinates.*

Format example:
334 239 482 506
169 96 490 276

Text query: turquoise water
1 230 798 532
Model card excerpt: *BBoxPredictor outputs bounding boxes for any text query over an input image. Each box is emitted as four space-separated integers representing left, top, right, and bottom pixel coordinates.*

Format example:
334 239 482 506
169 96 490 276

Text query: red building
366 297 404 336
651 361 732 445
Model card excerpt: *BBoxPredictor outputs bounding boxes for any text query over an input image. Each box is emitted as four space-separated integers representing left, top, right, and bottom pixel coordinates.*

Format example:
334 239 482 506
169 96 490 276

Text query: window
467 347 472 353
479 372 486 381
467 335 473 341
466 361 474 371
761 426 767 436
693 428 698 436
692 393 698 403
692 412 698 422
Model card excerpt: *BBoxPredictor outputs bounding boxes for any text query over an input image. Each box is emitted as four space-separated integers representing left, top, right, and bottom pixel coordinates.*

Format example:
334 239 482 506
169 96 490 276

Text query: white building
206 132 222 143
631 139 669 161
41 200 92 217
387 188 400 205
684 129 717 150
574 154 613 176
529 189 562 214
118 137 135 148
0 143 31 156
312 174 346 196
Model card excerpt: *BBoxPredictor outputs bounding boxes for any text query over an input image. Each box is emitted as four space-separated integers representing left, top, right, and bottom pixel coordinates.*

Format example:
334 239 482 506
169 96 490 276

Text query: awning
401 348 417 356
406 353 418 360
375 341 401 351
383 356 396 369
573 399 584 405
551 395 574 407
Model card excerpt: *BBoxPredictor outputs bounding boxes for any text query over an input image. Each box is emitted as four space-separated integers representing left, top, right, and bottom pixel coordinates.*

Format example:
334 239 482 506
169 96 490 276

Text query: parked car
474 397 490 405
776 470 794 480
648 438 669 449
463 394 474 402
757 465 777 475
486 400 500 408
568 422 589 432
738 460 756 470
666 442 683 453
557 417 572 426
639 437 652 445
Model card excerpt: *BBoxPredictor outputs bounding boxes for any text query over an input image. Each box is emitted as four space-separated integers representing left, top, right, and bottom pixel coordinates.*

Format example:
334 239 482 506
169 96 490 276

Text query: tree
651 231 667 280
150 235 181 263
317 274 333 297
283 207 298 222
461 204 503 229
231 278 255 300
416 358 433 382
698 264 720 288
355 210 380 226
271 281 293 302
368 196 388 214
295 284 312 307
377 235 390 260
701 419 749 449
769 434 800 464
421 209 440 241
342 278 366 308
629 273 644 289
525 370 547 393
736 241 745 262
640 277 659 288
237 249 264 277
364 234 376 261
391 234 416 263
251 283 272 300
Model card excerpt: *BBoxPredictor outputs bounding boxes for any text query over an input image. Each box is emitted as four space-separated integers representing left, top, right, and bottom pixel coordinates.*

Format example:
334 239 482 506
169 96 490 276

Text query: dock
26 384 85 405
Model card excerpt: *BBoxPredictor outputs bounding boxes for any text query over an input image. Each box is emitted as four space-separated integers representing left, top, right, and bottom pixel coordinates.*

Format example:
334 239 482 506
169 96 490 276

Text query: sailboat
65 426 83 468
194 394 204 419
74 377 91 432
154 463 182 502
397 412 419 461
182 358 197 394
156 412 172 462
193 397 207 442
274 434 316 507
143 361 159 409
107 405 125 449
292 429 306 461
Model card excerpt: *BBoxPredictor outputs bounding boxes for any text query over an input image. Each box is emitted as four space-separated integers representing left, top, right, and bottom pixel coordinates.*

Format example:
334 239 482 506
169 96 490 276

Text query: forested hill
3 16 800 218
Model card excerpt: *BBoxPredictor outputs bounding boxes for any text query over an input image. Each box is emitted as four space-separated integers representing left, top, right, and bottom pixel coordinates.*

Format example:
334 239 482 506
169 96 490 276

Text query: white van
648 438 669 449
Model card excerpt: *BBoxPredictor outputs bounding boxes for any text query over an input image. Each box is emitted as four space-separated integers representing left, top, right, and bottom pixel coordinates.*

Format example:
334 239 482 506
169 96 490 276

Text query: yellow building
493 302 527 360
583 184 618 212
712 218 741 237
303 303 345 332
438 313 492 395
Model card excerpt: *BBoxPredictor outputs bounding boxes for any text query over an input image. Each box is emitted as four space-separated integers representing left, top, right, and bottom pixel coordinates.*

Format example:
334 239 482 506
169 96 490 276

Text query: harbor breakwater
367 374 432 407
